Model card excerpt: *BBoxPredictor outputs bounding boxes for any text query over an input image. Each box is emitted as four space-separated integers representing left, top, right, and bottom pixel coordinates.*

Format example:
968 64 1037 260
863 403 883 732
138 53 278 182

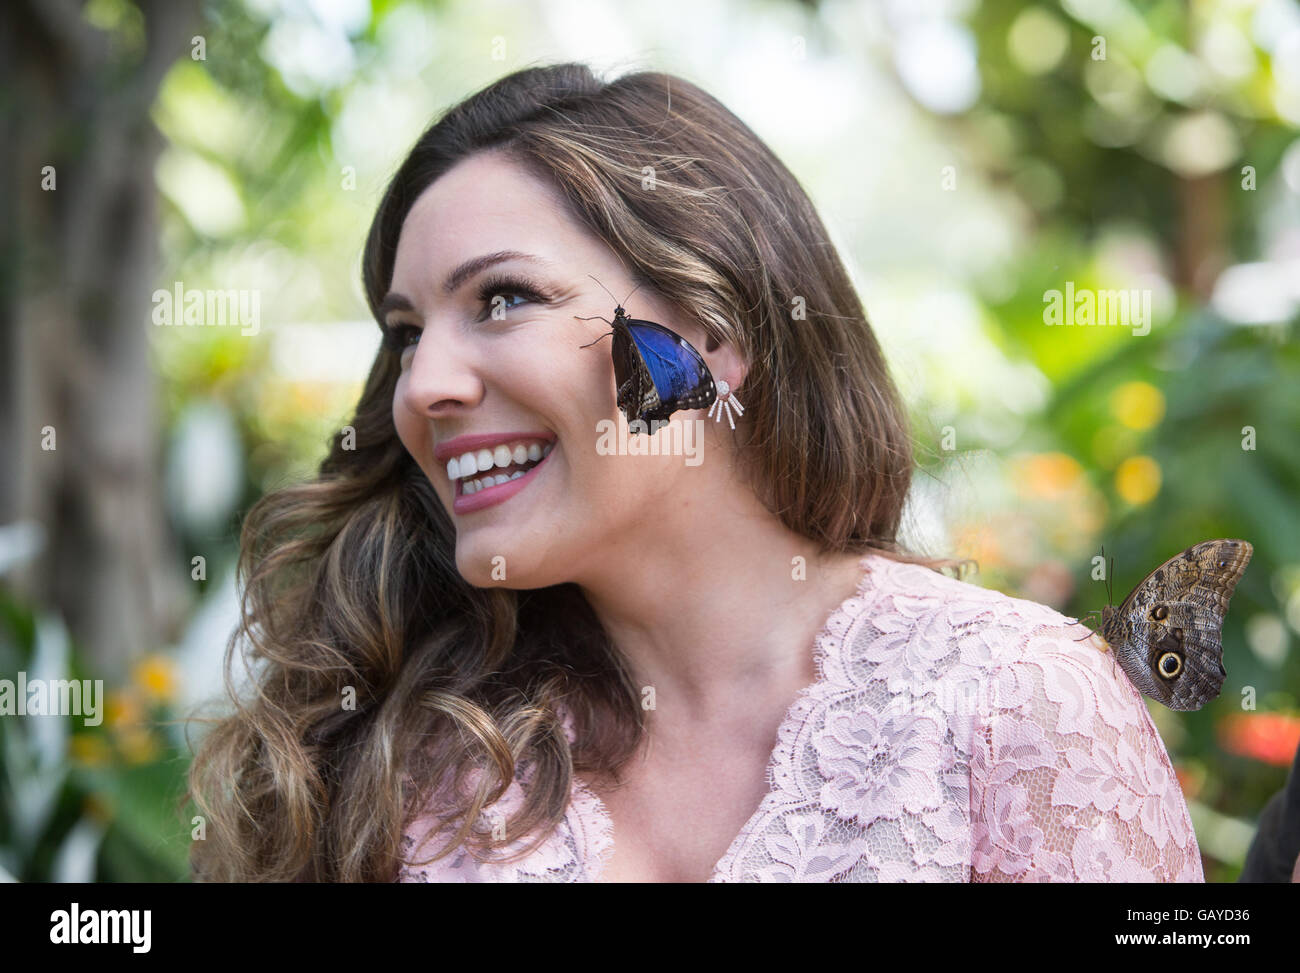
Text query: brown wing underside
1101 539 1252 711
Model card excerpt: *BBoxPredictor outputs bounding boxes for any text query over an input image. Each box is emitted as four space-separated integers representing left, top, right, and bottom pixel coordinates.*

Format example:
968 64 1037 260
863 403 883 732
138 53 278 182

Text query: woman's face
385 151 727 588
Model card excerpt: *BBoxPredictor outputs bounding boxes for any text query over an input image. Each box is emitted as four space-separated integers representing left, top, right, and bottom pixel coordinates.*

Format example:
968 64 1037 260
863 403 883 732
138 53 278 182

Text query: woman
187 62 1202 882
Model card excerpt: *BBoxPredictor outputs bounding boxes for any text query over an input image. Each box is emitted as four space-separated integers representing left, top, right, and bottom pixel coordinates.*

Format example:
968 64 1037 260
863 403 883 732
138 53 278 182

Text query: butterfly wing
617 318 717 425
1101 539 1252 711
611 324 659 426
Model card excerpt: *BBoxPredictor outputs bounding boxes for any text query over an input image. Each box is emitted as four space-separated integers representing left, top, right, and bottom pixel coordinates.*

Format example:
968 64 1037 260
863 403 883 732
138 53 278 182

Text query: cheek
587 449 685 513
392 380 427 464
391 385 409 450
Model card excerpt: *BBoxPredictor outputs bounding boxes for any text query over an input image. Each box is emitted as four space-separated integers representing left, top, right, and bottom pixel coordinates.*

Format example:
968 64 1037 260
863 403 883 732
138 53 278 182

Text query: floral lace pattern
397 554 1203 882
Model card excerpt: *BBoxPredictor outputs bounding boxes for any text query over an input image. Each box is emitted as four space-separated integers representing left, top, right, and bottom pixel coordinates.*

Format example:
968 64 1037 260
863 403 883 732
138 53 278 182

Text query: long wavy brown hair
185 60 953 882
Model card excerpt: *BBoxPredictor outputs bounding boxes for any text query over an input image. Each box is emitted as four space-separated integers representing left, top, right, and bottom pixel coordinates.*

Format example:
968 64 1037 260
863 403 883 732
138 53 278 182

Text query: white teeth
449 438 554 493
461 463 534 494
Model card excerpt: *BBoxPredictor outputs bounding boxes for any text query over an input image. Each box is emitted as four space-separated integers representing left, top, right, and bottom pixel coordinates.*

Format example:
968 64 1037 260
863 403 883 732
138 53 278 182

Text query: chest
582 747 775 883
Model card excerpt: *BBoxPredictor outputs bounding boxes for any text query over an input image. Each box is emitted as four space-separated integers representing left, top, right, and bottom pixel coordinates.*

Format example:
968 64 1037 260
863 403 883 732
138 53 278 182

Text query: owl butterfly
1090 539 1252 711
575 275 717 432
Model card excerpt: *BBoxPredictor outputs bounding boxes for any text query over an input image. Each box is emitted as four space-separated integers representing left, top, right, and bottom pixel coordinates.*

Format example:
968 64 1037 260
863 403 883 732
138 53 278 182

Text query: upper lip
434 431 556 463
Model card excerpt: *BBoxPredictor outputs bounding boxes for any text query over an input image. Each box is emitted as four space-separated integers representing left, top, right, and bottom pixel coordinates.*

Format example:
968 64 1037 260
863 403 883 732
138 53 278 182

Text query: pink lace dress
397 553 1204 881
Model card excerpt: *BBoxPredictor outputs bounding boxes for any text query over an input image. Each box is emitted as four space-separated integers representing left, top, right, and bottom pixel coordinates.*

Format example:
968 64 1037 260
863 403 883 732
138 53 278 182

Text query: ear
693 326 747 398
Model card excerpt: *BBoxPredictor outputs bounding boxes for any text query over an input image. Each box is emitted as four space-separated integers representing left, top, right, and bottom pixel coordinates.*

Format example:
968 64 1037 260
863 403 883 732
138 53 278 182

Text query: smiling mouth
451 440 554 496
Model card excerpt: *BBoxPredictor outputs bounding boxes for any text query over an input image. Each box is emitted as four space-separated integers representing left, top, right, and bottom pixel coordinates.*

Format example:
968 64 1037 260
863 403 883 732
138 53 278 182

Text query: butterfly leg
574 314 616 349
1070 610 1102 641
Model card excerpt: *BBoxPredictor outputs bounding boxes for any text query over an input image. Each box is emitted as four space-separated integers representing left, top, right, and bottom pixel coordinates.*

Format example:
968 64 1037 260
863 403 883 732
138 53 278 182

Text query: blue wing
624 319 716 418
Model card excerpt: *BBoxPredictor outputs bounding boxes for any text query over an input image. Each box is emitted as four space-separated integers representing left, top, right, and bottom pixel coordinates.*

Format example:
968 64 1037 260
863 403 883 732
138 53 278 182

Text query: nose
399 321 485 418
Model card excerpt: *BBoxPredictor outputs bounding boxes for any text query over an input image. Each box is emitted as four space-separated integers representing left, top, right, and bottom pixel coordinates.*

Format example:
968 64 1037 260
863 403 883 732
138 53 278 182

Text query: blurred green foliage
0 588 191 881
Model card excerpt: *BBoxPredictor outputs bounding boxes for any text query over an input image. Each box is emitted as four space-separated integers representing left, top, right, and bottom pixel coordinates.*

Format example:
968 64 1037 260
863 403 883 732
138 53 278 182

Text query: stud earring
707 379 745 429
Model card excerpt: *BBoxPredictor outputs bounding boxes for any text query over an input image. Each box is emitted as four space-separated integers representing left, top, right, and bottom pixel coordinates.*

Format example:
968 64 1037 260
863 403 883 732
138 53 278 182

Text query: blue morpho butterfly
574 275 717 432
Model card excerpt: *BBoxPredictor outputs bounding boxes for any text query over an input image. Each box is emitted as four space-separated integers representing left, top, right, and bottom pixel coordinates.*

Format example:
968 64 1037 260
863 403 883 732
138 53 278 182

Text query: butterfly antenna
587 274 621 306
587 273 644 312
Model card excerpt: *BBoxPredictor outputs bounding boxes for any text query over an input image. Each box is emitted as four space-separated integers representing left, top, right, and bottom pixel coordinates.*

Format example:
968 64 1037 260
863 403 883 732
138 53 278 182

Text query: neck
572 468 870 725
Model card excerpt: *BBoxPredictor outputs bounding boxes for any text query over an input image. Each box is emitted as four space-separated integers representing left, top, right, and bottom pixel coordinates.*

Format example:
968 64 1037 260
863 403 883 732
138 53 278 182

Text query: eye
481 290 530 317
475 273 552 321
1157 652 1182 679
382 323 422 354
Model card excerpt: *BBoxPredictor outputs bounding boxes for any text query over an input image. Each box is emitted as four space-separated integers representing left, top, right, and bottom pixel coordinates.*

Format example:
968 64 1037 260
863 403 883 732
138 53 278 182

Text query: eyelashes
474 272 553 318
381 273 555 354
382 323 421 354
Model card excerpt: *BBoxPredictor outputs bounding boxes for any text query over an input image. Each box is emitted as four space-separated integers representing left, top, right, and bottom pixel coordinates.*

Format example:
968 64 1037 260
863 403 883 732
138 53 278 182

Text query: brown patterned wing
612 323 661 427
1099 539 1252 711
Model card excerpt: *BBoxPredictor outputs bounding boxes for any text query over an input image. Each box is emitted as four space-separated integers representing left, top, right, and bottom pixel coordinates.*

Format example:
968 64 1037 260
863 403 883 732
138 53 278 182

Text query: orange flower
82 793 114 823
954 524 1001 570
105 689 144 729
1173 762 1205 801
1217 712 1300 767
1013 452 1084 500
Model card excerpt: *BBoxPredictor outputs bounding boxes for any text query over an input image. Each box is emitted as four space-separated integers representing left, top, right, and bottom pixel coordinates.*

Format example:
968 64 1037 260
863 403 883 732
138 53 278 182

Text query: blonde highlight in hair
186 61 955 882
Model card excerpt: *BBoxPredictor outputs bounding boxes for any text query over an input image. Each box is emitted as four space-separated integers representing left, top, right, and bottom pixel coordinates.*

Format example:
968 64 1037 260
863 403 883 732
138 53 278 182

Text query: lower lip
451 448 553 515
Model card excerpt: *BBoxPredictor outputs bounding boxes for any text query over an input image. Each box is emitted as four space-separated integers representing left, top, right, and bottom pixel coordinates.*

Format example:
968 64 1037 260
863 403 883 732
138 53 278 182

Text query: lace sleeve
968 620 1204 882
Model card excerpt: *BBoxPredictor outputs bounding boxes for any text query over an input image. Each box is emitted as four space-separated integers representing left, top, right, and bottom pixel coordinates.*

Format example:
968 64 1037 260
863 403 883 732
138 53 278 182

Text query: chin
452 538 506 588
451 535 547 590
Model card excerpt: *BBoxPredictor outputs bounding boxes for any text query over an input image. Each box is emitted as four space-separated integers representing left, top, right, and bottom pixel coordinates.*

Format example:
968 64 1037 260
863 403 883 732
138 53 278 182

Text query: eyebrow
378 250 552 322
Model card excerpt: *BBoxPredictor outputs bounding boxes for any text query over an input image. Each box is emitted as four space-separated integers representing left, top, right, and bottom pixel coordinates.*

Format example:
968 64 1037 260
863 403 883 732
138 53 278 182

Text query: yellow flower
132 653 178 704
1110 381 1165 430
1115 455 1161 505
70 734 113 767
116 727 161 765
